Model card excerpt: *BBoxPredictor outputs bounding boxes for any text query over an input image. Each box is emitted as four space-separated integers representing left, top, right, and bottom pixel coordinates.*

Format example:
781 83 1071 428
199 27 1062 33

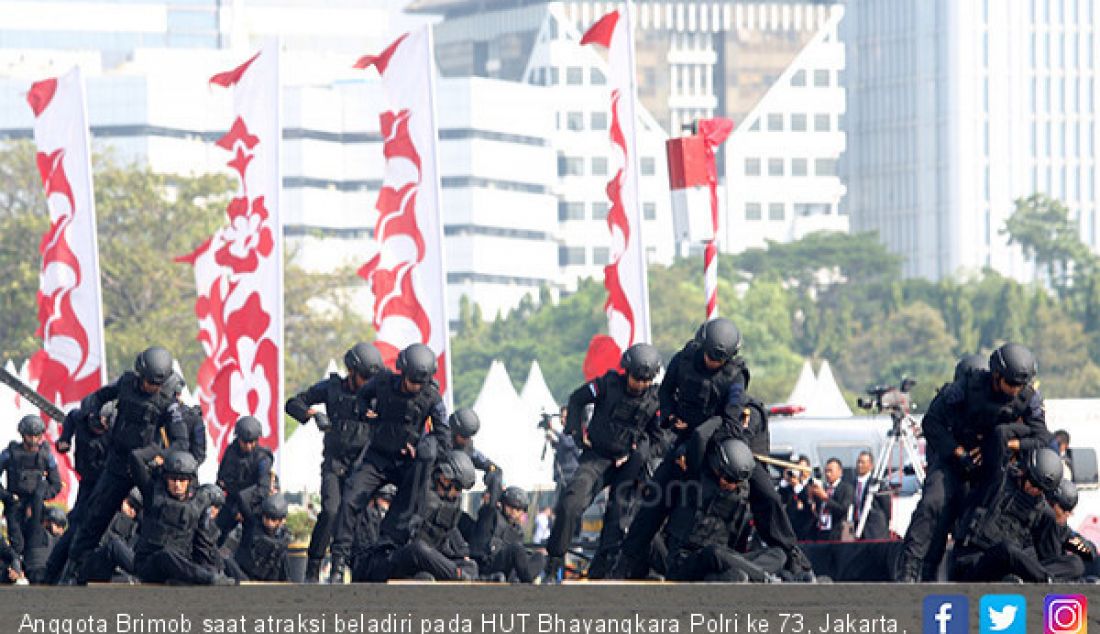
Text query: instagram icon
1045 595 1088 634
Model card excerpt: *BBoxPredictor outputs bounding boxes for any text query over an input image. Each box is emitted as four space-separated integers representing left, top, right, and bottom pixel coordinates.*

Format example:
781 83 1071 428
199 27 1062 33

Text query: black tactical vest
137 484 205 556
326 374 371 454
237 524 290 580
101 512 139 548
113 372 175 454
675 348 748 426
74 424 110 479
218 443 274 496
370 375 440 457
414 497 463 549
666 479 749 554
960 370 1034 446
587 372 660 458
4 441 51 498
181 405 207 466
485 511 522 557
960 478 1044 551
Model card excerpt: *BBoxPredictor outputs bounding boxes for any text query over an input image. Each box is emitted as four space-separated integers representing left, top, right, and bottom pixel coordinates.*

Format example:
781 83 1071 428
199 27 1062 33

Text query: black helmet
990 343 1037 386
235 416 263 442
196 483 224 508
397 343 436 384
134 346 173 385
500 486 528 510
1025 447 1064 493
708 438 756 482
126 487 144 511
261 493 289 520
1049 478 1078 511
700 318 742 363
376 484 397 502
436 450 476 490
953 353 988 382
449 408 480 438
163 451 198 479
18 414 46 436
621 343 661 381
44 506 68 529
345 342 384 379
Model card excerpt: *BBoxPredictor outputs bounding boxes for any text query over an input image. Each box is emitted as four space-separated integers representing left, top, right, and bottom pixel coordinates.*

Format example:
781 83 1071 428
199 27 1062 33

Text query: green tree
1002 194 1095 297
1029 304 1100 397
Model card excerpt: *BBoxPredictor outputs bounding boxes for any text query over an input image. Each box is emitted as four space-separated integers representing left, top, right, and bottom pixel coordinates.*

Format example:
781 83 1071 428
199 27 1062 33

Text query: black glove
1068 535 1096 561
956 452 978 475
55 439 71 454
313 412 332 432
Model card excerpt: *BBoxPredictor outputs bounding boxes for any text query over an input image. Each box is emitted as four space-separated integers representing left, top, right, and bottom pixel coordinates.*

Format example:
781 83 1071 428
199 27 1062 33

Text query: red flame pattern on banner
26 77 100 503
357 109 447 393
179 105 280 459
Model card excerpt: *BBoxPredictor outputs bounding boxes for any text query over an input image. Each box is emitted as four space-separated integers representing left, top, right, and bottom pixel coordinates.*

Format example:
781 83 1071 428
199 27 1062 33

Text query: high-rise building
842 0 1100 281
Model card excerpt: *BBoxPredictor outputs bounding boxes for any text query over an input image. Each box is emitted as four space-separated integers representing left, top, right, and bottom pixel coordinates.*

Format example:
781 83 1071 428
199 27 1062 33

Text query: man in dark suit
810 458 853 541
852 451 890 540
779 455 816 540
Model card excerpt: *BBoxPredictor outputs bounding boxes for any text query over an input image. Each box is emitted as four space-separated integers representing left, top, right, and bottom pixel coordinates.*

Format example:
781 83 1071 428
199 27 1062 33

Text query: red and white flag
178 44 283 465
355 27 453 404
25 67 107 504
580 7 652 380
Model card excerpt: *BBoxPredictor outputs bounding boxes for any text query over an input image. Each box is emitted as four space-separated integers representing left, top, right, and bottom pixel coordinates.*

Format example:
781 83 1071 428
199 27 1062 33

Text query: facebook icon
923 595 969 634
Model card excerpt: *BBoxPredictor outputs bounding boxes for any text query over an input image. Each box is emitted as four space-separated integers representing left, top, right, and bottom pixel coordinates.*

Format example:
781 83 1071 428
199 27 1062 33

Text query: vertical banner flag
179 44 283 464
580 5 652 381
25 67 107 503
699 118 733 320
355 26 453 405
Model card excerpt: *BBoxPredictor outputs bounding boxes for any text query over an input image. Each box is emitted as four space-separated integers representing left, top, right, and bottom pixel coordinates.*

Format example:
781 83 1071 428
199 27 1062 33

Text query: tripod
855 407 926 538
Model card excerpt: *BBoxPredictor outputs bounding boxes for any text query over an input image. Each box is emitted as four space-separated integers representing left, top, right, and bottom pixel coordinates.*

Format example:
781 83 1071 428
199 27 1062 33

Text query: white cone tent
519 360 558 420
810 360 853 416
280 421 325 493
473 360 555 490
786 360 817 408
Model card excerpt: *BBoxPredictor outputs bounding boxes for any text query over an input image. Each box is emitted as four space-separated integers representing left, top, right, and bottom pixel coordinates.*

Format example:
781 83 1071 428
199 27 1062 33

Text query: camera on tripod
856 377 917 415
537 411 561 431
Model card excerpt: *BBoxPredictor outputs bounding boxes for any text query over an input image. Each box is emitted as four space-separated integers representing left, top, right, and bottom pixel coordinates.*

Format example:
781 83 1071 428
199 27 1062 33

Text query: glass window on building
558 201 585 221
769 203 785 221
643 202 657 220
744 158 761 176
749 119 760 131
591 112 608 130
745 203 762 221
548 67 560 85
767 113 784 131
592 247 610 265
558 155 584 176
640 157 656 176
814 114 831 131
791 113 807 131
813 69 830 87
559 246 585 266
566 66 584 85
592 201 609 220
768 158 785 176
590 68 606 85
592 157 608 176
792 158 808 176
791 70 806 86
815 158 837 176
567 112 584 131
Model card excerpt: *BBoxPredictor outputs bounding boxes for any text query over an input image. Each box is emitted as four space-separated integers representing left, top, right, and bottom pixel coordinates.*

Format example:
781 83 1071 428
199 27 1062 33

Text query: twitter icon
982 594 1027 634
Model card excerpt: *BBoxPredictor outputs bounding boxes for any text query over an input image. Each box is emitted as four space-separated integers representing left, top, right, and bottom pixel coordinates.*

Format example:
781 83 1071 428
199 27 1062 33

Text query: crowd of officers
0 320 1094 584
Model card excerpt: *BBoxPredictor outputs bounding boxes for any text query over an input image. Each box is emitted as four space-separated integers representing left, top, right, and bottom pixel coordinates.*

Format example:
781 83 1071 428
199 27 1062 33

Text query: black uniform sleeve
285 380 330 424
658 350 685 424
426 395 450 452
59 410 80 445
1033 509 1070 561
356 375 382 419
922 384 963 461
718 370 748 430
75 378 122 420
0 448 11 500
564 376 601 442
43 451 62 500
1015 390 1053 452
160 402 189 453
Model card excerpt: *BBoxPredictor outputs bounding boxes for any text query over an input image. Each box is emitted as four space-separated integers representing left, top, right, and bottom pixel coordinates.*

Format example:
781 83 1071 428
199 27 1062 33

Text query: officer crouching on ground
227 493 291 582
1 415 61 557
952 447 1063 582
1036 478 1096 581
215 416 274 543
468 485 543 582
80 488 143 583
23 506 67 584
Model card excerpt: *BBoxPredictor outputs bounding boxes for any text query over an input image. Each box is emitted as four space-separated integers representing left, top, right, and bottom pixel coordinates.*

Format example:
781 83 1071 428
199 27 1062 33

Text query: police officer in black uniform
897 344 1050 581
664 438 784 582
227 493 291 582
543 343 663 582
1036 478 1096 581
215 415 274 543
952 447 1062 582
63 346 189 578
162 372 207 466
469 485 543 583
357 450 477 582
132 451 234 585
349 484 396 576
80 488 143 583
0 415 62 556
23 506 67 584
327 342 449 583
285 342 384 581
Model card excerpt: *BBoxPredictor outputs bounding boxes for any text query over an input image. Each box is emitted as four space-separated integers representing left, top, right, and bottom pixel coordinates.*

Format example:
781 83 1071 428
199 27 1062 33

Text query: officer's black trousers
900 461 966 575
952 543 1049 582
481 541 544 583
3 502 32 555
328 451 412 563
81 536 135 583
66 470 133 567
364 540 476 582
1042 554 1086 582
136 549 217 585
306 458 350 561
668 544 785 582
545 451 641 565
